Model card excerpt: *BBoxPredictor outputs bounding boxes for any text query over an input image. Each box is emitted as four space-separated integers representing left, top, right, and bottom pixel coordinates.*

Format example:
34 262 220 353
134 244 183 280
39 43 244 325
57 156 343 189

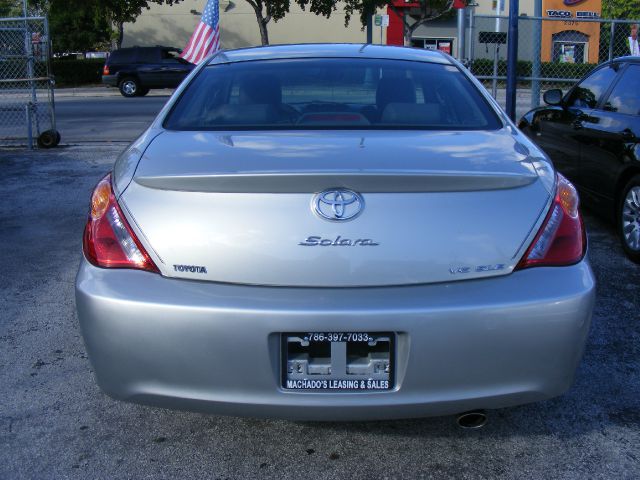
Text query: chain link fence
0 15 59 148
466 14 639 119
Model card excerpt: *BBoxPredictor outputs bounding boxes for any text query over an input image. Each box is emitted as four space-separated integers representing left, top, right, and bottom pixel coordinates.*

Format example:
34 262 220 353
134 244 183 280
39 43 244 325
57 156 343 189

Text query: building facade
540 0 602 64
385 0 605 64
124 0 613 66
121 0 383 50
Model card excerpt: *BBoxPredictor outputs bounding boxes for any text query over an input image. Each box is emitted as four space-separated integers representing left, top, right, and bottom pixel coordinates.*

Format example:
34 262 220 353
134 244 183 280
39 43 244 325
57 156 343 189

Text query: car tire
119 77 140 98
618 174 640 264
137 87 150 97
37 129 61 148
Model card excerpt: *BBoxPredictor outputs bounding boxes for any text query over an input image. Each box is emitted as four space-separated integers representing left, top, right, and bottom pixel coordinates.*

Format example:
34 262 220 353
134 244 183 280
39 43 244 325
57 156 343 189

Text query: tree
341 0 455 46
601 0 640 59
389 0 455 46
0 0 23 17
242 0 290 46
15 1 185 52
46 0 113 52
241 0 456 47
242 0 338 46
101 0 185 49
602 0 640 20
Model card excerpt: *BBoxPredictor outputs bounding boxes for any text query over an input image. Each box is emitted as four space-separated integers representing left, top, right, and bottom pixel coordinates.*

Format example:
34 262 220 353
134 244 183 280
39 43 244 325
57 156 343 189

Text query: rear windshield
164 58 502 131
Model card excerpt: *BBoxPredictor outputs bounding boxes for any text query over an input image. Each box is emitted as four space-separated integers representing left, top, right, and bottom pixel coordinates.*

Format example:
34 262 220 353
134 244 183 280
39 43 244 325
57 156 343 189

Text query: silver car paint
76 259 595 420
209 43 453 66
132 130 539 193
112 53 212 197
78 44 595 419
120 129 551 286
112 128 163 198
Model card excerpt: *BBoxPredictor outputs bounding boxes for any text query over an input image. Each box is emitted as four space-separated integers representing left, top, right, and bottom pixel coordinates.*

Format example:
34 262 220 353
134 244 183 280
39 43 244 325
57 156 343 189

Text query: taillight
83 174 159 273
516 173 586 269
103 65 110 75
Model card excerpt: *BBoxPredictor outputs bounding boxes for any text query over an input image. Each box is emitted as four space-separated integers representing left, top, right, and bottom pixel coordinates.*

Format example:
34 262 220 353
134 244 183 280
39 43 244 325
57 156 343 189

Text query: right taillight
516 173 586 269
103 65 110 75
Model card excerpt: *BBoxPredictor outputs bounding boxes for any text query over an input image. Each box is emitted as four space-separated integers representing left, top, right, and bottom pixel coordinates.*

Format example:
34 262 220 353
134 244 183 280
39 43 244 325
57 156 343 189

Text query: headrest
376 77 416 111
238 74 282 105
380 103 442 125
208 104 279 125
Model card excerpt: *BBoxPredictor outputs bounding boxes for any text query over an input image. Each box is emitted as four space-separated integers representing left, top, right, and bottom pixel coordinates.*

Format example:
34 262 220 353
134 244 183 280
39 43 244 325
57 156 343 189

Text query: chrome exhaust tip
456 410 488 429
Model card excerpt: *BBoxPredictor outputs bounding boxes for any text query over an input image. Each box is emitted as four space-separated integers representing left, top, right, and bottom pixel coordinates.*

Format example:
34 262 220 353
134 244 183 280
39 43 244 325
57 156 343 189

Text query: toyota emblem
312 189 364 221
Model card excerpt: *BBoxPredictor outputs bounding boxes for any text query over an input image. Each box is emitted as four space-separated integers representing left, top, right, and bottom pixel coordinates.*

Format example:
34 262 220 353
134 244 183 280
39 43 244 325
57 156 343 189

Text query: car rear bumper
76 259 595 420
102 75 117 87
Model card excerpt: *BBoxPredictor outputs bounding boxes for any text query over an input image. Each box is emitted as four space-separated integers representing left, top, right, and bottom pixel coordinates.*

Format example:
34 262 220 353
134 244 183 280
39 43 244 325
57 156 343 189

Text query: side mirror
543 89 563 106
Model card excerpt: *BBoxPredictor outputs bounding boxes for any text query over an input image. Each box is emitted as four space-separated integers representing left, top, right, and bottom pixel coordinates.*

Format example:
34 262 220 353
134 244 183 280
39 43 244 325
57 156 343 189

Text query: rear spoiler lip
133 170 538 193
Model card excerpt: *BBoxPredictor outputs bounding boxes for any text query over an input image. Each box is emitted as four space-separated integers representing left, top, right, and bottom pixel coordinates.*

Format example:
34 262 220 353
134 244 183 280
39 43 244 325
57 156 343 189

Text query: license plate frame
281 332 394 392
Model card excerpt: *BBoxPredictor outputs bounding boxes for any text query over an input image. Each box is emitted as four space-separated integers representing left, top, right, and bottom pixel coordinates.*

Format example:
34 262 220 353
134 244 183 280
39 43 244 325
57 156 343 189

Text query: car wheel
119 77 139 98
37 129 61 148
137 87 150 97
619 174 640 263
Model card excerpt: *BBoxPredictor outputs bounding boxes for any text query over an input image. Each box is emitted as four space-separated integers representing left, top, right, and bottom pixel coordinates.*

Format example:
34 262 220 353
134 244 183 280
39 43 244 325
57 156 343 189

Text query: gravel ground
1 144 639 480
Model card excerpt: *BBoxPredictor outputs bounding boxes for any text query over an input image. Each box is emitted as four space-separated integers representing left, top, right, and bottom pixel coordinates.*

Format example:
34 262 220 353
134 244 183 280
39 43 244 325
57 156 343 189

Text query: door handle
571 110 588 130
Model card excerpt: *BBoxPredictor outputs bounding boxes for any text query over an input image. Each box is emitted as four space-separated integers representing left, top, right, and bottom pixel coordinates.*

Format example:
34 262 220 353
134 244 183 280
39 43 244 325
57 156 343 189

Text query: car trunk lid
119 130 551 287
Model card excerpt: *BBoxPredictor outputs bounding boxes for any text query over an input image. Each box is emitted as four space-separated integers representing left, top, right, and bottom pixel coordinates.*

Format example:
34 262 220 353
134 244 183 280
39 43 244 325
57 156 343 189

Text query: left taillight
102 65 110 75
83 174 159 273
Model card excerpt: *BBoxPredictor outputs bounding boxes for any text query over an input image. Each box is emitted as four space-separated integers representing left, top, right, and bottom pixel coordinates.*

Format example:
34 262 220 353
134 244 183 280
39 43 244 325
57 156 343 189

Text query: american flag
180 0 221 64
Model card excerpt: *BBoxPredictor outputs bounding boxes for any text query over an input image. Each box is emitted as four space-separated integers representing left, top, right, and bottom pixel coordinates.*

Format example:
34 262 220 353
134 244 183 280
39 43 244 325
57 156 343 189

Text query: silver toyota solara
76 44 595 421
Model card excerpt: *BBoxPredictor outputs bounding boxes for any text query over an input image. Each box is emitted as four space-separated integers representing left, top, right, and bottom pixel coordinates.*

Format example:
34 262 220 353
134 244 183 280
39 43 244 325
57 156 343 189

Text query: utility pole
505 0 518 120
456 7 466 60
366 6 373 44
531 0 542 109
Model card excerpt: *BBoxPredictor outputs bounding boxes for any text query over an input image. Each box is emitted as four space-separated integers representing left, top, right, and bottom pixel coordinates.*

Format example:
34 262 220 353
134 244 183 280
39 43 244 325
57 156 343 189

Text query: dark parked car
102 46 194 97
519 56 640 263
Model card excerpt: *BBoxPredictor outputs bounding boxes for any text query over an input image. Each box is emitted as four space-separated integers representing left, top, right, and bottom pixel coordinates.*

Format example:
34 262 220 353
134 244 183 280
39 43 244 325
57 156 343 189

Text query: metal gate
0 15 59 148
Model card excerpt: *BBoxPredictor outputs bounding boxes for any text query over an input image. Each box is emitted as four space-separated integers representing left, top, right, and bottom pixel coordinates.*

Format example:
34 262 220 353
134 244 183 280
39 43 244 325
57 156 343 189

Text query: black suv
102 46 194 97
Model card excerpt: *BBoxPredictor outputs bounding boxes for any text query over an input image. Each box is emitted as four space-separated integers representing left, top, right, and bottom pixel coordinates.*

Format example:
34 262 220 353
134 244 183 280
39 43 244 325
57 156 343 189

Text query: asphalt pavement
54 89 170 143
0 144 639 479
